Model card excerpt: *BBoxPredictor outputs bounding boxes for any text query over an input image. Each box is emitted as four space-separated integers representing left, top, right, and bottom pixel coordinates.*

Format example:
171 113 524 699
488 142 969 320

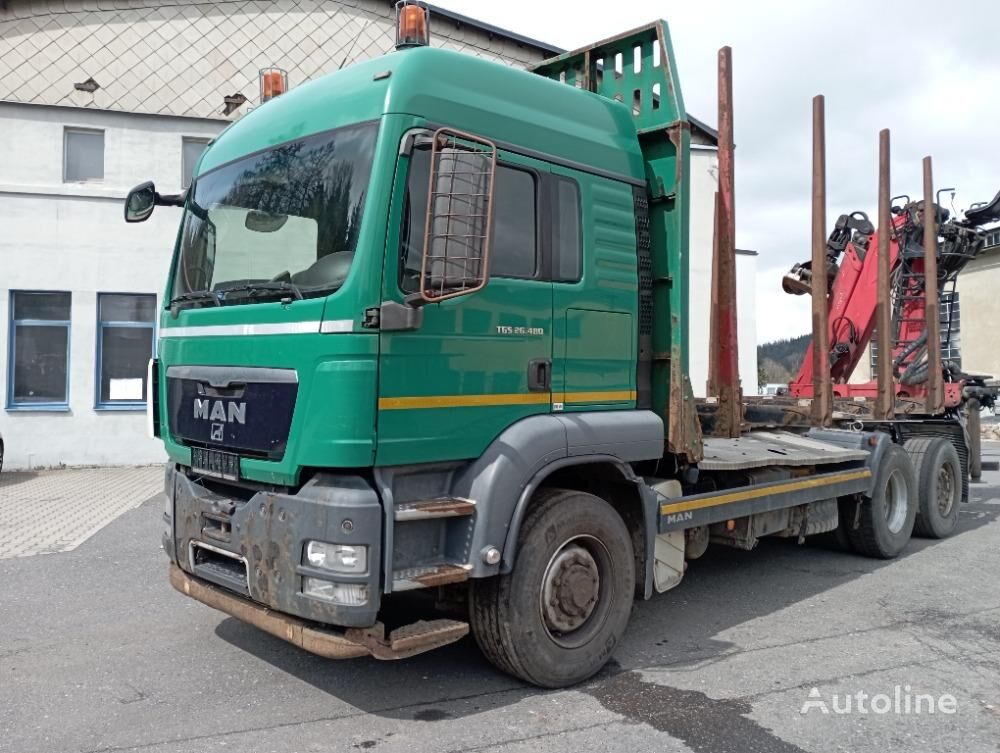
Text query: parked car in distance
760 383 790 397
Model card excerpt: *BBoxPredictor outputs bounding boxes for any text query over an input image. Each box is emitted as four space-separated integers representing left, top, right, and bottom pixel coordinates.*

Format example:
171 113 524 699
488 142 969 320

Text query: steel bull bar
169 565 468 660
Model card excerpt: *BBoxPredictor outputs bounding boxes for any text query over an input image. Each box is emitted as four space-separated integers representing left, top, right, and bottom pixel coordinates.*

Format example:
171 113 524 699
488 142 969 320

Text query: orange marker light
259 68 288 103
395 0 430 49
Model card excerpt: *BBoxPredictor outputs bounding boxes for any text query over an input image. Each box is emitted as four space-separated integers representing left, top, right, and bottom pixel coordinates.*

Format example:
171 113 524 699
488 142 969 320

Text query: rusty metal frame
170 565 470 660
923 156 943 414
810 95 832 427
419 127 498 303
874 129 895 420
708 46 742 437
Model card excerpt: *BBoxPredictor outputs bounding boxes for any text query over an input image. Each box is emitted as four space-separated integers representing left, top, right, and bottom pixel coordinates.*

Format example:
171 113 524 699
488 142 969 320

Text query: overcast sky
434 0 1000 343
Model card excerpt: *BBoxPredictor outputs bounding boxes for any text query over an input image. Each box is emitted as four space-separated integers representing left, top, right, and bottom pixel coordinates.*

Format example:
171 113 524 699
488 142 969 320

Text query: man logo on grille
193 398 247 425
211 423 224 442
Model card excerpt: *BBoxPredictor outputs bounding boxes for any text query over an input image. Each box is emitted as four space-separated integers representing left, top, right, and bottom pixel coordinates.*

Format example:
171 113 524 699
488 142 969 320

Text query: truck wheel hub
937 465 955 516
542 543 600 633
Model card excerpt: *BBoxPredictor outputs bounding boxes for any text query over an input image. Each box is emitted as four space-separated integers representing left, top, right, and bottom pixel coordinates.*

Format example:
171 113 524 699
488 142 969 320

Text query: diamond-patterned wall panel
0 0 552 120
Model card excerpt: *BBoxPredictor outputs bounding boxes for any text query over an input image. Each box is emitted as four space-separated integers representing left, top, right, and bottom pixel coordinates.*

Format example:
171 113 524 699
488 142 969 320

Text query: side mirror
124 181 157 223
419 128 497 303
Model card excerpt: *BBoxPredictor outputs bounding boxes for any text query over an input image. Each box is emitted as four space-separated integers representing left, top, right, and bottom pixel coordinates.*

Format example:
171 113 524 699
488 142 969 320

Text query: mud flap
653 530 686 593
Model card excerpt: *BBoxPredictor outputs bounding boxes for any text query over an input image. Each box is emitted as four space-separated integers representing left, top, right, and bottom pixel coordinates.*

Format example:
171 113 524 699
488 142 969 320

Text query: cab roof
199 46 646 183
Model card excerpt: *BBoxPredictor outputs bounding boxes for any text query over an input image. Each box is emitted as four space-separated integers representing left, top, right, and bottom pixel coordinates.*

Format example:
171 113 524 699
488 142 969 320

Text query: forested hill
757 333 811 384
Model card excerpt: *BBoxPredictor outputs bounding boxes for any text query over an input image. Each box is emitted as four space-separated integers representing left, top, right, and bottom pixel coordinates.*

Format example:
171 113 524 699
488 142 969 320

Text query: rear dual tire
904 437 961 539
848 444 918 559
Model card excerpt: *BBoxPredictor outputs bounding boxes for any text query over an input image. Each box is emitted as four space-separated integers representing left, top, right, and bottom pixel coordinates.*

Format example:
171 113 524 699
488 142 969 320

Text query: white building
0 0 754 469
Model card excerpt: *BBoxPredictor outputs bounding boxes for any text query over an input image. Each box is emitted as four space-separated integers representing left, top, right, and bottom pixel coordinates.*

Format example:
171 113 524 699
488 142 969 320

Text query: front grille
166 366 297 460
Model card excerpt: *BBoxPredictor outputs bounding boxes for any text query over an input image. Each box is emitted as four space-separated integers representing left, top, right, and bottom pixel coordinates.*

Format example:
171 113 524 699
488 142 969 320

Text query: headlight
304 541 367 574
302 577 368 606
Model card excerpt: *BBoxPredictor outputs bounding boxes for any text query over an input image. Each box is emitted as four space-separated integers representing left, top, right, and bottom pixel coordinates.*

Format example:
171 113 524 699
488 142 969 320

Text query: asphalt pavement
2 447 999 753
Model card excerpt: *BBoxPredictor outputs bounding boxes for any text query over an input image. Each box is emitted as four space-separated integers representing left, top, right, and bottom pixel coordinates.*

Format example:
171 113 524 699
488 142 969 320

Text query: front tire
470 488 635 688
848 444 917 558
904 437 961 539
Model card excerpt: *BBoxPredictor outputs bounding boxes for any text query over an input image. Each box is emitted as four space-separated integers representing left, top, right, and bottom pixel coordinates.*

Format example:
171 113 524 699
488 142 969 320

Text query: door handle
528 358 551 392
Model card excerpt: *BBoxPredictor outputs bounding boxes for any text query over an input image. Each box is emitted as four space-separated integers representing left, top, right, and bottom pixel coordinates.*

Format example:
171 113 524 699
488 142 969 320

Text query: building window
96 294 156 408
985 229 1000 249
7 291 71 408
182 137 210 189
552 176 582 282
64 128 104 182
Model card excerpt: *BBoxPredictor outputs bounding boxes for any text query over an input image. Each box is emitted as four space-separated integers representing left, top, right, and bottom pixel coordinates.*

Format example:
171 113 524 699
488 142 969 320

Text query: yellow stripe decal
557 390 637 403
378 389 637 410
378 393 551 410
659 469 872 516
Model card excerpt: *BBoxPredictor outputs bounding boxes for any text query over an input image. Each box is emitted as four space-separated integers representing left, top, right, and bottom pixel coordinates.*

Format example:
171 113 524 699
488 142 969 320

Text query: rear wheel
848 444 917 558
904 438 961 539
470 488 635 688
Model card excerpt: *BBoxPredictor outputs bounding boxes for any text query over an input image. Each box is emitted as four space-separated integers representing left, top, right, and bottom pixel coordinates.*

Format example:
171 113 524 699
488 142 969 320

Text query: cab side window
399 147 431 293
490 166 537 279
552 177 582 282
399 154 538 291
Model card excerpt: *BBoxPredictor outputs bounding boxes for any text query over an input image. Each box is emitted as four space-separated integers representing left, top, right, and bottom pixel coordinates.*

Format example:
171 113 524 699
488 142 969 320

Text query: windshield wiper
218 281 305 301
168 290 221 307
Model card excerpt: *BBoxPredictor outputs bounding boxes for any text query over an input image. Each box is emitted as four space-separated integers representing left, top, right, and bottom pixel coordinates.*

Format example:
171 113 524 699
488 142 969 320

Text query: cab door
550 168 638 411
375 136 553 466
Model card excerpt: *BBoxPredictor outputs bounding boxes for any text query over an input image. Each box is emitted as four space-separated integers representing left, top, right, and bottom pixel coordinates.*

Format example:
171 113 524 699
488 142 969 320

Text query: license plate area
189 540 250 596
191 447 240 481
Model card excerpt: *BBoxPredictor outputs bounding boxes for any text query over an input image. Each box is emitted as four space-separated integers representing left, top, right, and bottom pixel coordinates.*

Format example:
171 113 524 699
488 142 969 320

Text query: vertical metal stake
709 45 741 437
923 156 943 414
874 129 894 421
969 398 982 482
707 191 721 398
810 95 832 427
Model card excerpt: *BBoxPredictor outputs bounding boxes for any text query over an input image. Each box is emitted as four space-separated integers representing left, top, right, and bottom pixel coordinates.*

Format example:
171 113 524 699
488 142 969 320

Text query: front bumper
165 463 382 628
169 565 469 660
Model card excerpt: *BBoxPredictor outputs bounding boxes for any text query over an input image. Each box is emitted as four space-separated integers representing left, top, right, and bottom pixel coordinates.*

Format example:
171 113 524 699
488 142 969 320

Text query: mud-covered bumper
169 565 469 660
164 463 382 628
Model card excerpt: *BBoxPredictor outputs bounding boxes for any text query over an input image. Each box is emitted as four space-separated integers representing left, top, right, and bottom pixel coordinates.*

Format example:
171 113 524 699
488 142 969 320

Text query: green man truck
125 5 989 688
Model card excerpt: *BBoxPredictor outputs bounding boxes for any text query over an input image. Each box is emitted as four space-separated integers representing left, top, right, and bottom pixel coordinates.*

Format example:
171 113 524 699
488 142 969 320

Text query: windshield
171 122 377 307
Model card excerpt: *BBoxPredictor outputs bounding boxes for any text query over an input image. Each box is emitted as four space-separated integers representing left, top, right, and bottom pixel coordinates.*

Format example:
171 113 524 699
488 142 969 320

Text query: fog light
302 577 368 606
305 541 367 574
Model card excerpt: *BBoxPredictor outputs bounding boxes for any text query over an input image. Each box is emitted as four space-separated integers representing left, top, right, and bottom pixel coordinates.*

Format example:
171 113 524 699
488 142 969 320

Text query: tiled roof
0 0 550 120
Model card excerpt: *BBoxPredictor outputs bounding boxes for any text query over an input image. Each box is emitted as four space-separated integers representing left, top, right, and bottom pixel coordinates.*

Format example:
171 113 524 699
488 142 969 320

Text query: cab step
347 618 470 659
393 497 475 521
392 563 472 591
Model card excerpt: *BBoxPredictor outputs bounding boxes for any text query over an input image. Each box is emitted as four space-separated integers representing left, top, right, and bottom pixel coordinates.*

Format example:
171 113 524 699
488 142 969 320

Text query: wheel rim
539 534 614 649
884 468 908 534
936 462 956 517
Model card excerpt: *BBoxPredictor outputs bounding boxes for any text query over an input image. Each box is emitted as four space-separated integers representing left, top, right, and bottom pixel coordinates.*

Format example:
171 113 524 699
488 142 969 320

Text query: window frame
94 292 158 411
181 136 211 189
63 126 105 183
6 290 72 411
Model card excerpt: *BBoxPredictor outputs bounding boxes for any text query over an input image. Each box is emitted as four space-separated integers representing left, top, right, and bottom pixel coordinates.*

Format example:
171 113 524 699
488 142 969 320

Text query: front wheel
848 444 917 558
470 488 635 688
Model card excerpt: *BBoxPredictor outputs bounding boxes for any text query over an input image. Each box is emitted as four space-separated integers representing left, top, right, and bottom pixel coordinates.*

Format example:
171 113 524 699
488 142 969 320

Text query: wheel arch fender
450 411 663 581
500 454 659 596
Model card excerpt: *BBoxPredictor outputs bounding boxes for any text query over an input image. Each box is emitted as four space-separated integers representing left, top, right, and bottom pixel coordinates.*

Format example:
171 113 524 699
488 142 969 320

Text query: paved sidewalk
0 466 163 558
